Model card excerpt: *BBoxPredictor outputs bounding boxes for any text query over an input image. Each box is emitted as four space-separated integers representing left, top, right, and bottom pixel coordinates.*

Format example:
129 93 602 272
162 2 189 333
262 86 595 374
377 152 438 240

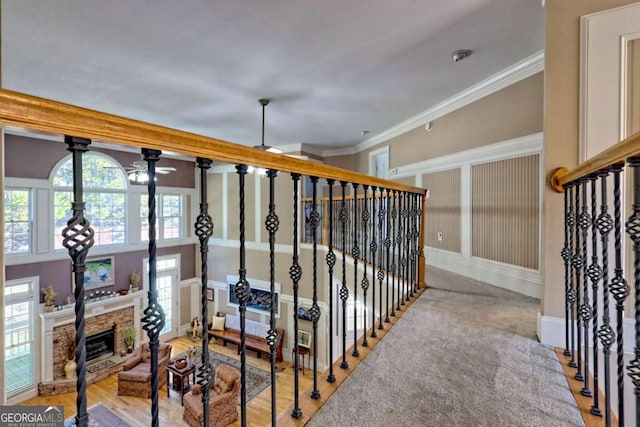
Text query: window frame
140 193 184 242
4 187 33 255
51 152 129 249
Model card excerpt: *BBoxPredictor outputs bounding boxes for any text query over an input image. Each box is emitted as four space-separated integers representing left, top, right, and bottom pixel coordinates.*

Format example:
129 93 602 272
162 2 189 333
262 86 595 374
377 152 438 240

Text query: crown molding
322 50 544 158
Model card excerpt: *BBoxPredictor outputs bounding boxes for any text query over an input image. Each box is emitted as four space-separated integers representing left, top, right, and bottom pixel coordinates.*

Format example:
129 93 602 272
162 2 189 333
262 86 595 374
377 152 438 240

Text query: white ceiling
2 0 544 152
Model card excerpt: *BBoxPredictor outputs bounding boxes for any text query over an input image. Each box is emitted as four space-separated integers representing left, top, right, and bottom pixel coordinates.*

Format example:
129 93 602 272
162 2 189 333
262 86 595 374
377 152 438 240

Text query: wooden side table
291 347 310 374
166 362 196 406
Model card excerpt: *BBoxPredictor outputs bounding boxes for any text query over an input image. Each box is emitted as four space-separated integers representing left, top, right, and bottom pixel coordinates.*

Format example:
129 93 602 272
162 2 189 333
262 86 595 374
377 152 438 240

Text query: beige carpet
308 267 584 427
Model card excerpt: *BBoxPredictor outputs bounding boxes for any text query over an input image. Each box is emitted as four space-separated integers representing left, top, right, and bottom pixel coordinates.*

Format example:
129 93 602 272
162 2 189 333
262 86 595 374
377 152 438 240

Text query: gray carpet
64 403 131 427
308 267 584 427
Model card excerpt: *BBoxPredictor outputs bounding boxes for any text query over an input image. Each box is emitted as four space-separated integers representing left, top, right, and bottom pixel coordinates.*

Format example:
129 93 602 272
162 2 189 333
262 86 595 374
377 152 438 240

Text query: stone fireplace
40 291 144 384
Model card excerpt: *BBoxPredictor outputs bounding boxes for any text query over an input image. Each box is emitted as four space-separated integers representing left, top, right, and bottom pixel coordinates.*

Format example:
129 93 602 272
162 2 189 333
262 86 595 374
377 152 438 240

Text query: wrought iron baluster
566 183 578 369
61 137 95 427
370 186 378 339
326 179 337 383
390 190 397 316
610 163 629 426
562 184 572 357
265 169 280 424
626 157 640 427
579 179 593 397
384 189 391 323
141 149 166 427
377 189 386 330
361 185 370 347
352 183 361 357
195 158 215 427
290 173 303 419
396 191 403 310
403 192 410 302
339 181 349 369
234 164 251 426
595 169 614 427
410 193 417 297
586 174 603 415
309 176 322 399
573 180 584 381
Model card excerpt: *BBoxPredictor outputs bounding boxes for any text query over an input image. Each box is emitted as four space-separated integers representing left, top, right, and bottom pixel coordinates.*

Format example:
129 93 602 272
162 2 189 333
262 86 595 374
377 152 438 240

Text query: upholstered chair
182 364 240 427
117 342 172 398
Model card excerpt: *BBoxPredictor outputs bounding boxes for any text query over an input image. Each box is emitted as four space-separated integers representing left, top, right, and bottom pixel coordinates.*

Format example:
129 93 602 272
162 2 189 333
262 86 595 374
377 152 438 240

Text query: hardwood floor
22 337 313 426
22 285 426 426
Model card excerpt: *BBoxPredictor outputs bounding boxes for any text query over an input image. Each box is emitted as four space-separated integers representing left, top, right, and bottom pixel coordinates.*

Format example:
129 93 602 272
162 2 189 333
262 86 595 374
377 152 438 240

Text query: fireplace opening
86 325 116 364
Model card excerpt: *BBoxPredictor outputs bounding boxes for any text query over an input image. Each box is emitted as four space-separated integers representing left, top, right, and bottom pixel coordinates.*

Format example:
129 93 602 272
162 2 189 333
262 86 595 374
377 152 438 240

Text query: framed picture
297 330 311 349
80 256 115 291
206 288 214 301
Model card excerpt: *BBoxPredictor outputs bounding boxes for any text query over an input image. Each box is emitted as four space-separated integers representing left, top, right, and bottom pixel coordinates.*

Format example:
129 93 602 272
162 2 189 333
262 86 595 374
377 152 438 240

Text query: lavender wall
5 134 195 188
7 244 196 306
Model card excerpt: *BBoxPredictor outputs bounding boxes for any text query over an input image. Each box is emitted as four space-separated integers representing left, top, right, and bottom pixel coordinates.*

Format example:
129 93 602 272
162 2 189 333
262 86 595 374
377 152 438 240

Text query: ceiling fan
125 160 176 183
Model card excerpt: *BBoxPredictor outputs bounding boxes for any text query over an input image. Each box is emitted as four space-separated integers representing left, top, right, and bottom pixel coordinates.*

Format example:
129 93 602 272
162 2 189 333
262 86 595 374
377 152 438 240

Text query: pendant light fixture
254 98 282 154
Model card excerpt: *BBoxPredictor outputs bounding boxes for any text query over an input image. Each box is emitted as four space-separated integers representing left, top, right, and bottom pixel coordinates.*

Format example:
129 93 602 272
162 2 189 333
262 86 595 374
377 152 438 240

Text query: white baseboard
537 311 635 354
426 247 540 298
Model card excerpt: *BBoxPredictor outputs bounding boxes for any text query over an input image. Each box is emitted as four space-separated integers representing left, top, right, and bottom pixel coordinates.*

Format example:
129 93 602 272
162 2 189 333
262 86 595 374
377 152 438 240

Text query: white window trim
4 187 33 256
4 276 40 404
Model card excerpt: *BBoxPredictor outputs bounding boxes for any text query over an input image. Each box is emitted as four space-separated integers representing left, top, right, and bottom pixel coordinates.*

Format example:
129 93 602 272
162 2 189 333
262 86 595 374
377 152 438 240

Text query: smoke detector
451 49 472 62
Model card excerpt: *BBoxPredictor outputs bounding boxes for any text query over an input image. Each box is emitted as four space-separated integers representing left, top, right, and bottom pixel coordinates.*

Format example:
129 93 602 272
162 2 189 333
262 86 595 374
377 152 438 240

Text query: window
53 153 127 248
5 278 37 398
140 194 183 241
4 189 31 254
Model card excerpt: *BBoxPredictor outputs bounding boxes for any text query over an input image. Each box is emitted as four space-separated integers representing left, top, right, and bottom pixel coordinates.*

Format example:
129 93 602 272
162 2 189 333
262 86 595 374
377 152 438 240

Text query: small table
291 347 310 374
166 362 196 406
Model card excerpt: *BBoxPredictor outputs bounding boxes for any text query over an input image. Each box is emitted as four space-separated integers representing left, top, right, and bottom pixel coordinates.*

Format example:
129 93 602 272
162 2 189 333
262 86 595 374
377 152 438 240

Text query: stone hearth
39 291 144 388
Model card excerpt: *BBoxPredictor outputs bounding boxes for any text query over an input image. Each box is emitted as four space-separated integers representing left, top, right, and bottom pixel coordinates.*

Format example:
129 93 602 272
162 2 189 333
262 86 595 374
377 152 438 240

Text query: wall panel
422 169 461 253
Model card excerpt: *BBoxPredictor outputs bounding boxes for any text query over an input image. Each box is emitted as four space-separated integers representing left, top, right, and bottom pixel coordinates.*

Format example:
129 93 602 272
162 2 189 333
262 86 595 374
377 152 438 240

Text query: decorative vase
44 305 54 312
64 359 76 380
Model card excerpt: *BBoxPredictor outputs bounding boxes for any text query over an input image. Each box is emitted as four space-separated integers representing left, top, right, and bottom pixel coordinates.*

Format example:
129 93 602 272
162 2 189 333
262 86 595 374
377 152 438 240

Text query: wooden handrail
0 89 424 194
555 131 640 188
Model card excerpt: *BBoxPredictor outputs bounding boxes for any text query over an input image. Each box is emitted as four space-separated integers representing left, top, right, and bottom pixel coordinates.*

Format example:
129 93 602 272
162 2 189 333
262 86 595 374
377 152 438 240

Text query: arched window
52 153 128 248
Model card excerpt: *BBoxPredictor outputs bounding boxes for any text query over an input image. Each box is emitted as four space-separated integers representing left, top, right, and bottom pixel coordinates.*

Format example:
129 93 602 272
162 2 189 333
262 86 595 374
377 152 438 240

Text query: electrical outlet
437 231 443 241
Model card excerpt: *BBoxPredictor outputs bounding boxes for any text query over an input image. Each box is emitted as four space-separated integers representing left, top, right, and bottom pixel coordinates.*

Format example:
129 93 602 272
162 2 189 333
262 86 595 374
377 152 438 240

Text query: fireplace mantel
39 290 145 384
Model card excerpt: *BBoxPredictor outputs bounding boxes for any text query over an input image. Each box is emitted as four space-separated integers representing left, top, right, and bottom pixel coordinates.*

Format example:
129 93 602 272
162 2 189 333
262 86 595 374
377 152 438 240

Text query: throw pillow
211 315 226 331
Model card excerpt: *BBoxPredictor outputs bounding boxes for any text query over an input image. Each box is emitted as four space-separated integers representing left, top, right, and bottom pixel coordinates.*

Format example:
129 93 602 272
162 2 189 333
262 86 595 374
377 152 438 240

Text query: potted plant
123 326 136 353
42 286 56 312
129 271 140 293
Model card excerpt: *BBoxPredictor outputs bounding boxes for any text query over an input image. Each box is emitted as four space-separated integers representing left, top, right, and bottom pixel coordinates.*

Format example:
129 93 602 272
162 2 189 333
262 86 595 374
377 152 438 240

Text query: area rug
174 347 274 403
64 403 131 427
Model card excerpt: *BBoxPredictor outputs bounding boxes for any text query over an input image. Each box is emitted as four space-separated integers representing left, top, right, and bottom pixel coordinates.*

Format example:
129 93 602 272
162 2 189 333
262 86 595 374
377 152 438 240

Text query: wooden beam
0 89 424 194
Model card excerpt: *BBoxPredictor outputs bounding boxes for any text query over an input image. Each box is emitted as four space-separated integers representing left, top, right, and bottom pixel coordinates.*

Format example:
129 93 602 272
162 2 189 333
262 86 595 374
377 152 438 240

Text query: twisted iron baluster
265 169 280 424
562 184 572 357
377 189 386 330
309 176 322 399
400 192 408 304
610 163 628 426
361 185 370 347
339 181 350 369
626 157 640 427
290 173 303 419
579 179 593 397
566 183 577 369
403 192 410 302
326 179 337 383
410 194 418 297
370 186 378 339
394 192 404 311
61 137 95 427
390 190 397 316
586 174 602 415
140 148 166 427
235 164 251 426
417 193 425 291
384 189 392 323
352 183 360 357
595 169 614 427
573 180 584 381
195 158 215 427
